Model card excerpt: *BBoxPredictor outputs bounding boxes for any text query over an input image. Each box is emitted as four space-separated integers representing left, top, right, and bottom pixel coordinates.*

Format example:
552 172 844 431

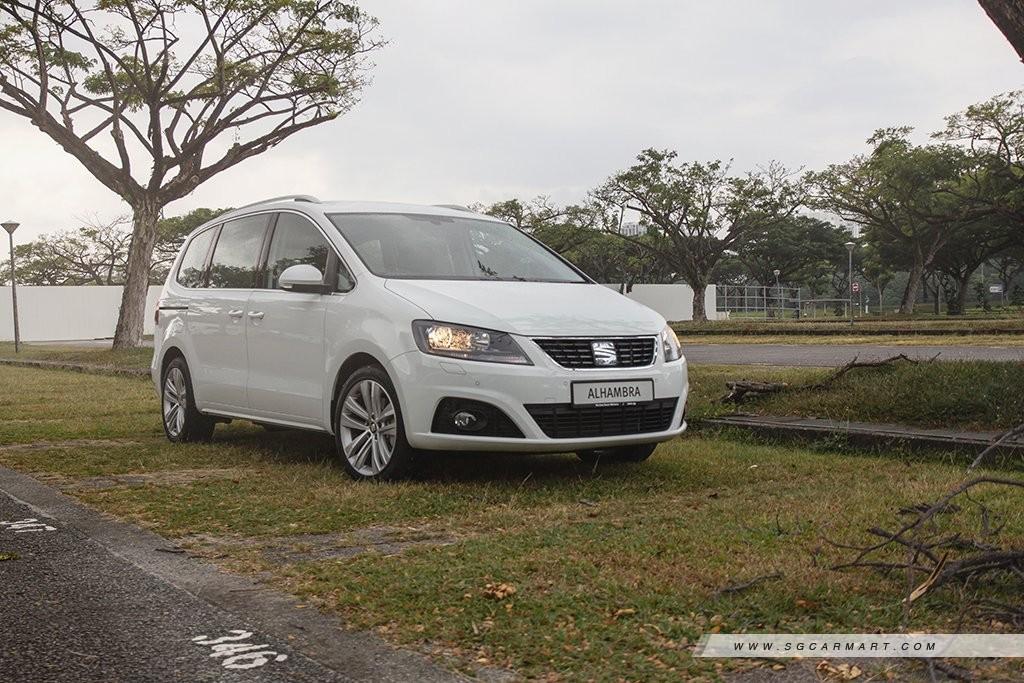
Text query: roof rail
235 194 321 211
433 203 474 212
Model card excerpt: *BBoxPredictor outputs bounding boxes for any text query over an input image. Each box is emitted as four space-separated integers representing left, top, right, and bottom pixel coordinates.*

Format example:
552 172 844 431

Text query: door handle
247 311 265 320
228 309 244 318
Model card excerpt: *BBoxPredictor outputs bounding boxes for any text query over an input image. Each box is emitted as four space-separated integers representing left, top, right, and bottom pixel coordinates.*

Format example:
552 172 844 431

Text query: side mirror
279 264 326 294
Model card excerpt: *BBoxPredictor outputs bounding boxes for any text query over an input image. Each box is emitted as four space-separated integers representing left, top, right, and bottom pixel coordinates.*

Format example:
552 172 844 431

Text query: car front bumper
388 344 689 452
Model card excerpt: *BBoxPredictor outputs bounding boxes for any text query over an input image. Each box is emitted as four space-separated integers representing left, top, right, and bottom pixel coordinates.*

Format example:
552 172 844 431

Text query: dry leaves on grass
482 582 517 600
816 660 863 680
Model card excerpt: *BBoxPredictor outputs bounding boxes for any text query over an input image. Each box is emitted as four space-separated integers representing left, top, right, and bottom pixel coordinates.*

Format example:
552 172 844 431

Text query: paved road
0 467 457 683
681 343 1024 367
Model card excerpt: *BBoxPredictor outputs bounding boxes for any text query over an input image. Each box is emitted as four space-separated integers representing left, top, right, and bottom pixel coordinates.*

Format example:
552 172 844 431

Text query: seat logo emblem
591 341 618 366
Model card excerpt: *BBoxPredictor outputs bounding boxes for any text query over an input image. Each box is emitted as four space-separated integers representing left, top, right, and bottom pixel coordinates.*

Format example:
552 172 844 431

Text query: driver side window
263 213 332 289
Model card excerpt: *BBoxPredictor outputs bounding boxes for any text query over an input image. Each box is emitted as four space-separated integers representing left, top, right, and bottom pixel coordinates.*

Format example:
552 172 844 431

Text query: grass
0 341 153 370
2 364 1023 680
688 361 1024 431
674 317 1024 338
681 333 1024 346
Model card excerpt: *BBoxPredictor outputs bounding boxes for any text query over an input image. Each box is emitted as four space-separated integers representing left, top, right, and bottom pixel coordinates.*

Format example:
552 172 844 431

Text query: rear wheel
161 357 215 442
334 366 416 481
577 443 658 465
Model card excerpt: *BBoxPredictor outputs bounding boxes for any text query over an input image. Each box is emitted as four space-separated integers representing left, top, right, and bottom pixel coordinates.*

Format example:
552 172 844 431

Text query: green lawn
688 361 1024 431
1 364 1022 680
674 316 1024 338
681 333 1024 346
0 342 153 370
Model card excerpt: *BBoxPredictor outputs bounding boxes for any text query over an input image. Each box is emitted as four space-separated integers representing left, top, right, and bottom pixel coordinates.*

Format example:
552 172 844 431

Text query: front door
191 213 270 411
246 212 335 425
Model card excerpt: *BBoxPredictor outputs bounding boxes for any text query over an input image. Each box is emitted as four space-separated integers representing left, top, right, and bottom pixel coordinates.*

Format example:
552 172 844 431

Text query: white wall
605 284 721 322
0 286 162 342
0 282 719 342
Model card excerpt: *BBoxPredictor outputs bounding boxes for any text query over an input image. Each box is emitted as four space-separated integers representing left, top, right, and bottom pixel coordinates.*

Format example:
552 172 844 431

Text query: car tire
577 442 658 465
334 365 416 481
161 357 216 443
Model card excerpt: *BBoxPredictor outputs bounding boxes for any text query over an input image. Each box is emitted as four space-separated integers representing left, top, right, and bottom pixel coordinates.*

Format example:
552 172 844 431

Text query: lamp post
773 268 781 318
844 241 856 326
2 221 20 352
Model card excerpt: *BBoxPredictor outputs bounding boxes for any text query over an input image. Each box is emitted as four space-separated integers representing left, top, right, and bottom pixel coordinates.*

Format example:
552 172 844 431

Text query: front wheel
161 357 215 442
334 366 416 481
577 443 658 465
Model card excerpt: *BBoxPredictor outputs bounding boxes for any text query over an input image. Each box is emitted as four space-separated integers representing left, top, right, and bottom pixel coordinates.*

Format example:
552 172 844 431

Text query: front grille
533 337 657 368
525 398 678 439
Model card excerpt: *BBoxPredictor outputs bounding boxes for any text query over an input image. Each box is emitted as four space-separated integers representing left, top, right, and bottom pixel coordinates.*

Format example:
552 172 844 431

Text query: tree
932 218 1016 314
808 128 979 313
0 1 382 347
937 90 1024 224
990 245 1024 302
0 207 227 286
978 0 1024 63
861 244 897 312
735 214 847 288
479 197 673 289
592 149 804 321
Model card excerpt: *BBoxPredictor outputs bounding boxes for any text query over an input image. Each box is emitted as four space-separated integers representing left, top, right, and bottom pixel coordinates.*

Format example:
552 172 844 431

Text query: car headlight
661 324 682 362
412 321 533 365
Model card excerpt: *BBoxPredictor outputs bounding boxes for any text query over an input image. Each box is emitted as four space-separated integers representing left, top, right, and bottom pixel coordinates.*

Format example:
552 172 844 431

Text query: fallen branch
808 352 937 390
711 571 783 598
720 380 788 403
968 421 1024 471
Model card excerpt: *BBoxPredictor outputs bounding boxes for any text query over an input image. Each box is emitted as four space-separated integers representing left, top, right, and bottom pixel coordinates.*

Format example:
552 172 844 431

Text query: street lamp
773 268 781 318
844 241 856 326
2 221 19 353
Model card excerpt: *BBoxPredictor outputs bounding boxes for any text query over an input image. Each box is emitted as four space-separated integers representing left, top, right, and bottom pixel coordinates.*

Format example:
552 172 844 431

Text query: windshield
327 213 587 283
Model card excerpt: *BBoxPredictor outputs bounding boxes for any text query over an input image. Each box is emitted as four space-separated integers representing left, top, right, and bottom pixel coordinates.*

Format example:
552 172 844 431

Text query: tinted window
262 214 331 289
176 227 217 288
208 215 269 289
328 213 585 283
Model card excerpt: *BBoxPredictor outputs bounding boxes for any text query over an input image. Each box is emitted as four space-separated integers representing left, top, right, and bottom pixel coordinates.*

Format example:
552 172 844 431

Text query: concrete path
682 343 1023 367
0 466 459 683
703 414 1023 451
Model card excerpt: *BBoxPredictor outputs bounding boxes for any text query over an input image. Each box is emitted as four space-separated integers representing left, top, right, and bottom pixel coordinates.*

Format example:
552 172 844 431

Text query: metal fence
715 284 802 319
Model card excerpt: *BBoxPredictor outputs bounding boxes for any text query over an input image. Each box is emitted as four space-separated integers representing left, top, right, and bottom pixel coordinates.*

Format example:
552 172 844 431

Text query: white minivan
152 196 688 480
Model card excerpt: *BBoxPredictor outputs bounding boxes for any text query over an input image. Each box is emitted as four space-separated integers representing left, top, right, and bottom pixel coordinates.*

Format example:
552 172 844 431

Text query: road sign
990 284 1004 294
851 282 860 293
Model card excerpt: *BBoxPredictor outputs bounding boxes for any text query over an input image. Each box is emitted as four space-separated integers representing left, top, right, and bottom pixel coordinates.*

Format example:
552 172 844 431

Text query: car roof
185 198 507 243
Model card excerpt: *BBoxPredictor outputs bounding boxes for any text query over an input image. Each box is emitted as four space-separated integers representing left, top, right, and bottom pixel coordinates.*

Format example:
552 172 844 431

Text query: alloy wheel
163 366 187 438
339 379 398 476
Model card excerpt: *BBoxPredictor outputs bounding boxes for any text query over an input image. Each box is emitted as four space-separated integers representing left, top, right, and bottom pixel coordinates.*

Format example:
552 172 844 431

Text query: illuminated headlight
661 324 682 362
412 321 533 365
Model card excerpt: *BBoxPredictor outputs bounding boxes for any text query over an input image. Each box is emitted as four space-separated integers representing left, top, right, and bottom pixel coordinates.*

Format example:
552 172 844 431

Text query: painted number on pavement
1 518 56 533
192 630 289 670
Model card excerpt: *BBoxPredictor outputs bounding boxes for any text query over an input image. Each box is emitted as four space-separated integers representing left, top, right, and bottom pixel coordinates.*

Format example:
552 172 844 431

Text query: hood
384 280 664 336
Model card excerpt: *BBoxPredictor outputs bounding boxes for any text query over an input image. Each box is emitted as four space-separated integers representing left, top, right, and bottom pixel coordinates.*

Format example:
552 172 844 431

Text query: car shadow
211 422 648 484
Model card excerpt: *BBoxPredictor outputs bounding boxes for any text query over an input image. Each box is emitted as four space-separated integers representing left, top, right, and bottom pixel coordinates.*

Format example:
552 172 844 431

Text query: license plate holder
571 379 655 406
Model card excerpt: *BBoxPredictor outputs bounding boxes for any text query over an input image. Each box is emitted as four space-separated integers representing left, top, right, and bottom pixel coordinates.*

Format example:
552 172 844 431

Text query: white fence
0 283 720 342
0 286 162 342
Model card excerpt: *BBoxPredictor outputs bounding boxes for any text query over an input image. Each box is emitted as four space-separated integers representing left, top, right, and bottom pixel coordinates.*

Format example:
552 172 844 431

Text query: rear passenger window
176 227 217 288
263 213 332 289
208 215 269 289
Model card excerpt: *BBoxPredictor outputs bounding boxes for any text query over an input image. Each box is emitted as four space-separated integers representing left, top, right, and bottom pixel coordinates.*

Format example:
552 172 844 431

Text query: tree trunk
979 0 1024 63
691 281 708 322
899 255 925 314
112 198 162 349
956 275 971 315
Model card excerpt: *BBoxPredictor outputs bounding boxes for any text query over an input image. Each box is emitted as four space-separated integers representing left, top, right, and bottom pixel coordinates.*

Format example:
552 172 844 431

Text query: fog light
453 411 477 429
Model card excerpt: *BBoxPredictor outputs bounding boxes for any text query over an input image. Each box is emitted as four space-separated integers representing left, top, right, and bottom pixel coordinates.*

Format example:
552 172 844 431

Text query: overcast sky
2 0 1022 242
